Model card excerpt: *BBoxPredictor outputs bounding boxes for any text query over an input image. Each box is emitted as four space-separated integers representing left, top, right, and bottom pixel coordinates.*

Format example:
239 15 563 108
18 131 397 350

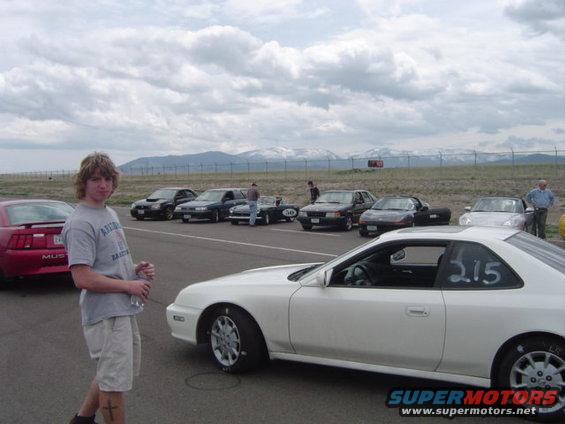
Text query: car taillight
7 234 47 249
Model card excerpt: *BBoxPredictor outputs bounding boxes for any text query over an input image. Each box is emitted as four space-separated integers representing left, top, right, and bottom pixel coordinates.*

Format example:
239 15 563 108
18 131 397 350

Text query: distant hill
119 148 564 173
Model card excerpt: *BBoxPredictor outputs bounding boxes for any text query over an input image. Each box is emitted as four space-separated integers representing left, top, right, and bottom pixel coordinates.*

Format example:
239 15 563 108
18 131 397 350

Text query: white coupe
167 226 565 421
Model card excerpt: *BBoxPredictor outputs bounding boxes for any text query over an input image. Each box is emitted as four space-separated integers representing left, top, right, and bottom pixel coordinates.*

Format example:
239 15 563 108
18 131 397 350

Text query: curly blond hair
74 152 120 200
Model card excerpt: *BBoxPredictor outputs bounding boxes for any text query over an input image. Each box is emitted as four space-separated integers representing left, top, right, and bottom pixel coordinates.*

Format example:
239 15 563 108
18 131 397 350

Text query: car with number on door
166 226 565 421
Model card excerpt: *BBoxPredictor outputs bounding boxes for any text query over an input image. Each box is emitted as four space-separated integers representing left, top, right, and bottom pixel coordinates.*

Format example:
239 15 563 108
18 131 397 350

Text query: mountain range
119 147 564 171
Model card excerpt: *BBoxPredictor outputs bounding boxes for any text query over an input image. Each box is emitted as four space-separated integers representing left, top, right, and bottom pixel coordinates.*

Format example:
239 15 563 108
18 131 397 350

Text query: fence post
351 157 354 170
511 148 515 180
284 160 287 177
265 161 268 177
247 161 250 175
187 163 190 176
200 163 203 180
555 146 559 177
327 158 331 175
305 160 308 178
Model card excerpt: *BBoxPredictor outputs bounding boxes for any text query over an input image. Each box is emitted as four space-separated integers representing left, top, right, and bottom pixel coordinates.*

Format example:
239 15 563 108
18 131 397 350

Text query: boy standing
63 152 155 424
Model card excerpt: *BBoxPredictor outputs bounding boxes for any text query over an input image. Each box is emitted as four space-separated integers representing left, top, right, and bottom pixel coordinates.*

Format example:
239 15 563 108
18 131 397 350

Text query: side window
354 192 363 203
330 244 446 289
224 191 234 201
234 190 244 200
440 242 521 289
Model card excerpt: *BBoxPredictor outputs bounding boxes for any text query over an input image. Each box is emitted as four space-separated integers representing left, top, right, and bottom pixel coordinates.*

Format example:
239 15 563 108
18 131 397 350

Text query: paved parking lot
0 207 538 423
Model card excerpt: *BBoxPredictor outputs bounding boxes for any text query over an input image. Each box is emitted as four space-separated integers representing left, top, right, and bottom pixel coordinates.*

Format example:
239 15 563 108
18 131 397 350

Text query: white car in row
167 226 565 421
459 196 534 230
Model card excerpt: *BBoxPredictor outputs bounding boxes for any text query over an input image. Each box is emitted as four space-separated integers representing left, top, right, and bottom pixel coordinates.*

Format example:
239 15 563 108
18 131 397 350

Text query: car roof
205 188 245 191
0 199 68 207
381 225 520 242
158 187 194 190
476 196 523 201
323 190 357 193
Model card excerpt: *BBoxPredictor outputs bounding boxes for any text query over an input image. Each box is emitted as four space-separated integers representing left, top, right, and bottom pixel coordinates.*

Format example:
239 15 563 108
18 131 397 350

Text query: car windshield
147 189 176 200
315 192 352 204
196 191 225 202
6 202 74 225
258 196 277 205
472 198 522 213
288 264 323 281
506 232 565 274
372 198 415 211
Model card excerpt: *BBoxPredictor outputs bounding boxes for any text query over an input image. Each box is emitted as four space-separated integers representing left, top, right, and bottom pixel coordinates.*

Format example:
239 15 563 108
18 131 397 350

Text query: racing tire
230 220 239 225
211 210 220 223
301 224 312 231
207 306 267 373
135 216 144 221
495 337 565 422
163 207 174 221
182 218 190 223
342 215 353 231
262 212 271 226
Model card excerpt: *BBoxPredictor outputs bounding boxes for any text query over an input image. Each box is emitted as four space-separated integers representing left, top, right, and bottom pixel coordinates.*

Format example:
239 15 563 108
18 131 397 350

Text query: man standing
63 152 155 424
247 182 260 226
307 181 320 204
526 179 555 239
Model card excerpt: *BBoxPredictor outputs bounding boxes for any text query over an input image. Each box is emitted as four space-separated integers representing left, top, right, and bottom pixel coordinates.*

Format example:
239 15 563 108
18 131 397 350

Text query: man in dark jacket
307 181 320 204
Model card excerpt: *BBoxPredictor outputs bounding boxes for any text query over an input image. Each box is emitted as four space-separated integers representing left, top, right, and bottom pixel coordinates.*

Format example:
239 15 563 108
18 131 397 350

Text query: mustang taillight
7 234 47 249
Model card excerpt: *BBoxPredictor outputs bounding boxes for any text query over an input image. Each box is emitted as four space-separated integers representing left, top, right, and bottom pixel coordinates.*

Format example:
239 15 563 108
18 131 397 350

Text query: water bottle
131 274 150 308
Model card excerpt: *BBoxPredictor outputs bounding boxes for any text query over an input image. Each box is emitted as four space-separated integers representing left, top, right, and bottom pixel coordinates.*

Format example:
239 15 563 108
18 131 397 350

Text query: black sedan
228 196 299 225
175 188 247 223
130 188 197 221
358 196 451 237
297 190 376 231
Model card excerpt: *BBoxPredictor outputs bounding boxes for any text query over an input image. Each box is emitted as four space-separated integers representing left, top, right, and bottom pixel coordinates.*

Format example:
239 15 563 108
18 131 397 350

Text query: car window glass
6 202 74 225
330 244 446 288
234 191 244 200
354 192 363 203
440 242 521 289
224 191 234 201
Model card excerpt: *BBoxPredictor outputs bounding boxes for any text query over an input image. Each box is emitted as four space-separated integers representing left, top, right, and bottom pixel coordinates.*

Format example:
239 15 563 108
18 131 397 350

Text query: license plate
138 210 145 215
367 225 377 231
53 234 63 245
183 214 191 219
311 218 320 223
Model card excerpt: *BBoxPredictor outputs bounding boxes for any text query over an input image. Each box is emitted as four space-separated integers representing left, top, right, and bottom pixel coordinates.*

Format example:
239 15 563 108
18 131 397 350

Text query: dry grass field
1 163 563 235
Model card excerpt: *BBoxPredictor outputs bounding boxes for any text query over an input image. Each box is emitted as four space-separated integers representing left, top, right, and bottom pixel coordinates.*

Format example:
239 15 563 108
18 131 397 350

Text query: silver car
459 197 533 230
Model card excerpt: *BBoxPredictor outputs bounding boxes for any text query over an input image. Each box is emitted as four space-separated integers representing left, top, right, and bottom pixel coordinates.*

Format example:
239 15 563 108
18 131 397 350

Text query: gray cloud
504 0 565 39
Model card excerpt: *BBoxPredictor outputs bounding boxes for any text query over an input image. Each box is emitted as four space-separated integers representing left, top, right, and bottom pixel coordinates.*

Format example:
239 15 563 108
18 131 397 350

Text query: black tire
230 220 239 225
496 337 565 422
302 224 312 231
182 218 190 223
207 306 267 373
211 210 220 223
163 207 174 221
262 212 271 226
342 215 353 231
359 229 368 237
135 216 144 221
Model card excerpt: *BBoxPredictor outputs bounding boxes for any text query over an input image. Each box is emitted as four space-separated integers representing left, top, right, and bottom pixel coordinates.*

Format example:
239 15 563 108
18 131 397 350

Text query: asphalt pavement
0 207 545 423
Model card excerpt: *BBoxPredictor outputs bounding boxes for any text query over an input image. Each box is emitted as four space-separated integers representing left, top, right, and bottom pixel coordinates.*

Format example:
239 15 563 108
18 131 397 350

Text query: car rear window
6 202 74 225
505 232 565 274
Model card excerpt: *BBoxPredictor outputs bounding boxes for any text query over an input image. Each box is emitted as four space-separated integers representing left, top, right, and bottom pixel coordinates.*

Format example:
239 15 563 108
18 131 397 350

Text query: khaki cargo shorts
83 315 141 392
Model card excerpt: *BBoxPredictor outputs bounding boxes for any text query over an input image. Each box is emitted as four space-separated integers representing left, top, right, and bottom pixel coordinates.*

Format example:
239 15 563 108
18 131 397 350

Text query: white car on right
459 197 534 231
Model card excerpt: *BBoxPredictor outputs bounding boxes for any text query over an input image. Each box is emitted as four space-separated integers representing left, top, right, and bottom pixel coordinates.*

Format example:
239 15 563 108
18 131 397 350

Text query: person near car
247 183 260 226
62 152 156 424
307 181 320 204
526 179 555 239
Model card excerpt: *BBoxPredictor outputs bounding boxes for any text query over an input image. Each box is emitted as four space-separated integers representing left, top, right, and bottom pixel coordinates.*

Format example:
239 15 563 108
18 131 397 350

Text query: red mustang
0 199 74 284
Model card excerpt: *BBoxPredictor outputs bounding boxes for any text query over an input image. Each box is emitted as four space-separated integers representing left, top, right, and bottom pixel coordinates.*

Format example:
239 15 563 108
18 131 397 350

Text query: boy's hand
129 278 151 301
135 261 156 281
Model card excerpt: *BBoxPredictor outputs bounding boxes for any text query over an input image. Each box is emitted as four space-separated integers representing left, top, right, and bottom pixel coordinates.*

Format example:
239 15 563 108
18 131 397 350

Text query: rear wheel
262 212 271 225
208 306 267 373
496 337 565 421
359 229 368 237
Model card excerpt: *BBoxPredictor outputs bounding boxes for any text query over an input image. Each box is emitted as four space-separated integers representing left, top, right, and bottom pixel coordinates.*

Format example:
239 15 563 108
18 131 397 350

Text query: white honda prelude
167 226 565 421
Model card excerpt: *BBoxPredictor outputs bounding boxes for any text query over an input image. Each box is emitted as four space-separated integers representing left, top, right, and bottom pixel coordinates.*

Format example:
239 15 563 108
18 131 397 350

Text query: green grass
1 163 563 227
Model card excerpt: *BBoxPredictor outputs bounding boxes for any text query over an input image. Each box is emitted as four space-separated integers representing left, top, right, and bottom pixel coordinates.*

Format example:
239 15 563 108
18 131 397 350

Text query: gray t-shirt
62 204 141 326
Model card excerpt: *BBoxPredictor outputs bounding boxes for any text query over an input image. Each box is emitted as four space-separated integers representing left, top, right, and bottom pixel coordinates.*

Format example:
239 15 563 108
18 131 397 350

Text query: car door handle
406 306 429 317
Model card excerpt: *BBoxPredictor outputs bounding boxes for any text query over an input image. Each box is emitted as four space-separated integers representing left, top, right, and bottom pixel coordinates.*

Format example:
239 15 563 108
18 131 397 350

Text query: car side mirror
525 207 534 213
315 269 332 288
465 206 471 212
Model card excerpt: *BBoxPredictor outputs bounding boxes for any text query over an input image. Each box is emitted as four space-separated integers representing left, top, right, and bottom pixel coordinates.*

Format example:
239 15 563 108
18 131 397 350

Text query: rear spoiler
13 220 67 229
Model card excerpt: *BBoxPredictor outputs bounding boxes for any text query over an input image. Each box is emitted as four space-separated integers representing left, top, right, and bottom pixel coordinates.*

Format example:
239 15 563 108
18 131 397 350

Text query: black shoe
69 414 97 424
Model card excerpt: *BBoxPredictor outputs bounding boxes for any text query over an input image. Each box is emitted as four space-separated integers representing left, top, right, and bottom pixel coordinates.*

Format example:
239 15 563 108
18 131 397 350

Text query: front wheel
208 306 267 373
164 207 174 221
182 218 190 223
135 216 144 221
262 212 271 225
211 210 220 223
301 224 312 231
342 215 353 231
496 337 565 421
230 220 239 225
359 229 368 237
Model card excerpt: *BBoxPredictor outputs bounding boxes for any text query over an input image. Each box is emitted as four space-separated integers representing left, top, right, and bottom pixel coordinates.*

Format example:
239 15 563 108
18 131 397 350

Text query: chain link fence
2 149 564 179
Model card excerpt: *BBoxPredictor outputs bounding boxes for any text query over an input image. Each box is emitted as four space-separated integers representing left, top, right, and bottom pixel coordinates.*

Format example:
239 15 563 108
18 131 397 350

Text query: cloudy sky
0 0 564 172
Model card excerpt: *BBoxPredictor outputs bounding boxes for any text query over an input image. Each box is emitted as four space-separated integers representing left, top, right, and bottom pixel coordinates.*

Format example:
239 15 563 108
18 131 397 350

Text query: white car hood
460 212 522 226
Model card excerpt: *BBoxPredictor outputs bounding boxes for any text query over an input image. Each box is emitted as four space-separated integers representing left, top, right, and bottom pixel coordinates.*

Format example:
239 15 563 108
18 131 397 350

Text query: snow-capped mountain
237 147 341 161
